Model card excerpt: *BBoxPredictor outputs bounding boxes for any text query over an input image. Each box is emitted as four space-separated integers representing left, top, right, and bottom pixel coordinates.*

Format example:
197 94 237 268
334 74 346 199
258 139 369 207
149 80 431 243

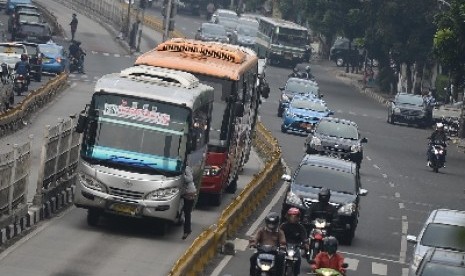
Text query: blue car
281 95 333 134
38 42 66 74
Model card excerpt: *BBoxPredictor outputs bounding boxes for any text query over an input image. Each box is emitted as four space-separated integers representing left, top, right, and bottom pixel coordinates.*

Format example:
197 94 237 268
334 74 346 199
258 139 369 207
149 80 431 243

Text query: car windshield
316 121 359 140
39 45 62 56
202 24 226 36
421 223 465 251
291 100 327 112
0 45 25 54
420 262 465 276
237 25 257 36
396 94 424 105
294 165 356 194
286 81 318 95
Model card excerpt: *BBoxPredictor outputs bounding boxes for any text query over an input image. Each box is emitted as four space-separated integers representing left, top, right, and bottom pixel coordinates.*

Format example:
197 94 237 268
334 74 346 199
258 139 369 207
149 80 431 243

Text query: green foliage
435 74 450 101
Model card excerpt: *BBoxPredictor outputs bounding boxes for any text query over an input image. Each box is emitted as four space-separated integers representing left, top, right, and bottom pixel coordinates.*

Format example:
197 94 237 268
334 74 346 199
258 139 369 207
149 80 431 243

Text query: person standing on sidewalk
70 13 78 41
182 165 197 239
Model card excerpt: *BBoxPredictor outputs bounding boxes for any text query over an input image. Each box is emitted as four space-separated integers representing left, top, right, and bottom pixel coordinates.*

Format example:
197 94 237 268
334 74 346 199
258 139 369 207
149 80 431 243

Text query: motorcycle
441 117 459 137
306 218 330 262
284 243 302 276
252 244 283 276
69 54 84 73
13 74 28 96
428 143 446 173
309 260 348 276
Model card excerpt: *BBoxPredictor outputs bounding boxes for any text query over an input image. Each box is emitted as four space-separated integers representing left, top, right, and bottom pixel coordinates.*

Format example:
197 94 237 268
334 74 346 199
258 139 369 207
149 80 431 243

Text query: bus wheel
210 192 223 206
226 174 238 194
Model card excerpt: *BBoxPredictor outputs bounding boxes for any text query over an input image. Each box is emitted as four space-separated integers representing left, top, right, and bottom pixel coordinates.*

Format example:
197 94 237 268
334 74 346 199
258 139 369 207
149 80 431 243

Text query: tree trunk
406 62 413 94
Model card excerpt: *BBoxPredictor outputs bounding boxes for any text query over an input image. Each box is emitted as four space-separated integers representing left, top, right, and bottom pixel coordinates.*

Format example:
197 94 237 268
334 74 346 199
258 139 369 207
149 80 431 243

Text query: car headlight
78 173 107 192
286 190 304 208
204 165 222 176
350 144 361 153
310 136 322 146
281 94 289 102
273 50 282 55
146 187 179 201
393 107 401 114
338 203 356 215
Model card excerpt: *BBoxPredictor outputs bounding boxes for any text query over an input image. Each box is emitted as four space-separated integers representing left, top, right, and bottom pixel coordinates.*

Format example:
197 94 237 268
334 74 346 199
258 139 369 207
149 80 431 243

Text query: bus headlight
146 187 179 201
78 173 107 192
204 165 222 176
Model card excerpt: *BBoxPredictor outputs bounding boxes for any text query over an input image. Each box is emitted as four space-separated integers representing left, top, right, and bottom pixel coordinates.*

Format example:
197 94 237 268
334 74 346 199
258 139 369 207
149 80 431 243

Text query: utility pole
136 0 147 52
125 0 131 38
163 0 176 42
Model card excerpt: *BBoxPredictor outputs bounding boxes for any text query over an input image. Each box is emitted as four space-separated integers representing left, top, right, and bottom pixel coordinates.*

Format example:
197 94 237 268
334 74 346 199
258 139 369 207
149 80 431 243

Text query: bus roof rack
120 65 200 89
155 38 247 64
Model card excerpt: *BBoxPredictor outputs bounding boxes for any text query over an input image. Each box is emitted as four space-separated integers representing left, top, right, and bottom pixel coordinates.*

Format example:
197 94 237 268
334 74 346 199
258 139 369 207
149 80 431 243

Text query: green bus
255 17 310 66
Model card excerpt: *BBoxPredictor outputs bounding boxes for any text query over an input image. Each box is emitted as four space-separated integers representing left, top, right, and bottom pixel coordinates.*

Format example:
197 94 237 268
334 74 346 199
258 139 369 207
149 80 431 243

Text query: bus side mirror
75 112 88 133
235 101 244 117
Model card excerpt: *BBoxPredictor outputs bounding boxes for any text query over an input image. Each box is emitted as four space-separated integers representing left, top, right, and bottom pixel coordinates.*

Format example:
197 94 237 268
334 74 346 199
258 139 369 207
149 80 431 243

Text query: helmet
323 236 338 255
305 65 311 73
318 188 331 204
287 207 301 217
264 212 280 232
436 122 444 131
20 53 28 61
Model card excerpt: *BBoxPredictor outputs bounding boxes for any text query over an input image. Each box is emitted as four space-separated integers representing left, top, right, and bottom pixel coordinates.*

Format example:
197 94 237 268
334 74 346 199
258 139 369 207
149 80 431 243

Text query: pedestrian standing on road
70 13 78 41
182 165 197 240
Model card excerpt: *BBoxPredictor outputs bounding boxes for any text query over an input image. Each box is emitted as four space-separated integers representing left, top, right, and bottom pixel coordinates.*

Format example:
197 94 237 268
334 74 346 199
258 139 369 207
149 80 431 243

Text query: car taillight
56 57 61 63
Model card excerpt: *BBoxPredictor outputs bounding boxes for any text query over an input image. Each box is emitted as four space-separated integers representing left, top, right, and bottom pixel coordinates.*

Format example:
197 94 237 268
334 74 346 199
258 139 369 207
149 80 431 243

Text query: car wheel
281 124 287 133
225 174 238 194
336 58 344 67
388 114 395 124
277 108 283 117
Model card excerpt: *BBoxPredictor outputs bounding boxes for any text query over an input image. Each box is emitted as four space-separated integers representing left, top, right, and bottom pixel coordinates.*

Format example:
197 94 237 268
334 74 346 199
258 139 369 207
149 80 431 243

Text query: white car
0 42 28 70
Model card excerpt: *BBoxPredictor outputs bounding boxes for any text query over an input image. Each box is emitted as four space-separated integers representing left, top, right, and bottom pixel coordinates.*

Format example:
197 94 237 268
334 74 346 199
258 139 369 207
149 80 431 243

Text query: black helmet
323 236 338 255
20 53 28 61
264 212 280 232
318 188 331 203
305 65 311 73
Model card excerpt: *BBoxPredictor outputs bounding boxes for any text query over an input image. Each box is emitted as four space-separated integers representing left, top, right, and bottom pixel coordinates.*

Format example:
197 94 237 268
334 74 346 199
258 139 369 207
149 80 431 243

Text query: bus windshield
272 28 307 48
80 93 190 175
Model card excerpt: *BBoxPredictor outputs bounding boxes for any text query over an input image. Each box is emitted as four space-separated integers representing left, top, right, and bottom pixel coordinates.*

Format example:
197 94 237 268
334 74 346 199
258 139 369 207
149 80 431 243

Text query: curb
0 186 75 247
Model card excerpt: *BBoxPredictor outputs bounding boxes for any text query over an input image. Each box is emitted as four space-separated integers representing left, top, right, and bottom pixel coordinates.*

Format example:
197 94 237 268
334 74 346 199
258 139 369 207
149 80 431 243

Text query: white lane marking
382 173 387 178
400 216 408 263
366 156 371 161
210 255 233 276
395 192 400 198
114 54 121 57
399 203 405 209
344 257 359 271
103 53 110 56
339 251 405 264
373 164 380 170
402 267 409 276
235 238 250 251
372 262 388 275
389 182 395 188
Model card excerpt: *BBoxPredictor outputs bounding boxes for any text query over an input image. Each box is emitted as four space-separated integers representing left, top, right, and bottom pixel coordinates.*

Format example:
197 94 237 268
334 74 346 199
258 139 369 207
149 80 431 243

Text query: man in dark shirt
280 208 308 276
307 188 337 223
70 13 78 41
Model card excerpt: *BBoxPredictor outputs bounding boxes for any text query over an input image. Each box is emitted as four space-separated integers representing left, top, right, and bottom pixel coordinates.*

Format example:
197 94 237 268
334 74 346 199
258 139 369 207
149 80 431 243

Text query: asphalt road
1 2 464 276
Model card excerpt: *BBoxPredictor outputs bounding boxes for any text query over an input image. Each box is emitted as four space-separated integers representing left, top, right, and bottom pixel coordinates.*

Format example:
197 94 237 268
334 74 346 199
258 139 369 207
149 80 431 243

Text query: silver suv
407 209 465 273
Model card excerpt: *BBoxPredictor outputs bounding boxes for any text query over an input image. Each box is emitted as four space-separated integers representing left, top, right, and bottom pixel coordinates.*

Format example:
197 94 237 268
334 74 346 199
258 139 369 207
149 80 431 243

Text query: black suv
281 154 368 244
329 37 363 67
305 117 367 169
278 77 321 117
21 42 42 82
15 22 51 44
9 10 42 37
387 93 433 127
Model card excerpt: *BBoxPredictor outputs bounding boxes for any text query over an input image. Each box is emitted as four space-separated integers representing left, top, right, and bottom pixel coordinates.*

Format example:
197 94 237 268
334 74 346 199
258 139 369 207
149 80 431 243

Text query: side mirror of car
279 87 284 91
328 110 334 115
281 174 291 181
406 235 417 244
319 94 323 98
359 188 368 196
197 28 201 32
361 137 368 143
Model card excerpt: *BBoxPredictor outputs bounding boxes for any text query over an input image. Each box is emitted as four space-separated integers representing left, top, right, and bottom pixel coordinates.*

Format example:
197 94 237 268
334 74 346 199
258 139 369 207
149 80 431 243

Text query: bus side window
191 106 209 151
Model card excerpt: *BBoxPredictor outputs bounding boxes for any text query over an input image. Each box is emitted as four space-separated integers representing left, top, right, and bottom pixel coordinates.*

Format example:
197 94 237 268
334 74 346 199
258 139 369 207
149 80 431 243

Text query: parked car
21 41 42 81
195 23 229 43
38 42 66 74
281 154 368 245
14 22 52 44
329 37 363 67
304 117 368 169
5 0 33 15
387 93 433 127
278 77 321 117
407 209 465 273
408 248 465 276
281 95 333 134
9 9 42 33
0 42 27 70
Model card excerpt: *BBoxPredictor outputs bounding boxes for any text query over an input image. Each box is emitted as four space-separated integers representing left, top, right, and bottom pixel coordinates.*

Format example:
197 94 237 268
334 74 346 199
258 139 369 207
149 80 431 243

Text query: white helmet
436 122 444 130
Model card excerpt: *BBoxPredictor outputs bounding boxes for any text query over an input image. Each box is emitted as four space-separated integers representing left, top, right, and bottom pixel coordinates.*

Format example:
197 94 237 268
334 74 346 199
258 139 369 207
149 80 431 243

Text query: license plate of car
300 123 312 130
109 203 137 215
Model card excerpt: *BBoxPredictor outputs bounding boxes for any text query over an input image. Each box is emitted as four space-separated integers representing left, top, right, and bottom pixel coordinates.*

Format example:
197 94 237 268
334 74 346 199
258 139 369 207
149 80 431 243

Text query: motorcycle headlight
338 203 356 215
287 249 296 257
350 144 361 153
393 107 401 114
257 260 273 271
281 93 289 102
145 187 179 201
204 165 222 176
78 173 107 192
286 190 304 208
310 136 322 146
314 220 327 228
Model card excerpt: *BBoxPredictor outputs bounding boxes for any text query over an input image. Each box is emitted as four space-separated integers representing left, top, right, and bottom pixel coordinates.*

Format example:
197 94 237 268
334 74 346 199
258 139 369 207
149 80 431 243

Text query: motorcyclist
69 40 86 73
307 188 338 224
427 122 448 166
249 212 286 276
14 53 31 85
311 236 346 274
280 208 308 276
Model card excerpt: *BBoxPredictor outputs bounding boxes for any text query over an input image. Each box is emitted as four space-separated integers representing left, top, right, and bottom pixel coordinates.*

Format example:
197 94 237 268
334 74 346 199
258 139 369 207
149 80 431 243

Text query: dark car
278 77 321 117
9 9 42 34
408 248 465 276
15 22 51 44
21 41 42 81
234 18 258 48
387 93 433 127
281 154 368 245
304 117 368 169
177 0 200 16
195 23 230 43
329 37 364 67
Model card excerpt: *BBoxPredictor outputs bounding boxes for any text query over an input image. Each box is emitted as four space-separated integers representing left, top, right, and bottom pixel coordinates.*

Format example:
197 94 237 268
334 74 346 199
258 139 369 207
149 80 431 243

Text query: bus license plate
110 203 137 215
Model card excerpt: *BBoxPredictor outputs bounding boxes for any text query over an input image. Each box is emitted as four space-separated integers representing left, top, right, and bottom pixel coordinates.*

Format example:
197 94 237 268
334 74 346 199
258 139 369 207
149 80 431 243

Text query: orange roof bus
135 39 260 206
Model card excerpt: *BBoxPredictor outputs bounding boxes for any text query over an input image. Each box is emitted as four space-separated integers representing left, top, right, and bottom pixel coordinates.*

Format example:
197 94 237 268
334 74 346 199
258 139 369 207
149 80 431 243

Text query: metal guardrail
169 122 283 275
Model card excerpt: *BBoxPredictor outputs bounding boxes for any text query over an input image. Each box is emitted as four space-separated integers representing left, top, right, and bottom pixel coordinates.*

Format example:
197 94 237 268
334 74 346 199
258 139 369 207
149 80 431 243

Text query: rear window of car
20 24 46 34
202 24 226 36
294 165 356 194
0 45 25 54
38 45 61 56
420 262 465 276
291 99 327 112
421 223 465 251
286 81 318 95
18 14 40 23
315 121 359 140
